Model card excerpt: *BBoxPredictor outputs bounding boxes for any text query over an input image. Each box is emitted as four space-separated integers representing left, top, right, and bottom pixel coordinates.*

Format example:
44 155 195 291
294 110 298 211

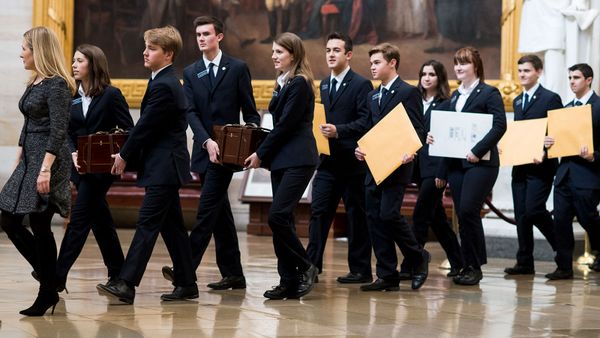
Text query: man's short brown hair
143 25 183 60
368 43 400 70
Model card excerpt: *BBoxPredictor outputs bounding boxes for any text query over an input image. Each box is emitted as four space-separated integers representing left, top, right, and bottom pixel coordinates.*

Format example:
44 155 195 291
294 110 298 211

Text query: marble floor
1 227 600 338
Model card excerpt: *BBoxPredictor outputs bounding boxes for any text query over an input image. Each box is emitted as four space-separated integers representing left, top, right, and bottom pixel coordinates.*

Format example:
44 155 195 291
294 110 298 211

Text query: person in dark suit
97 26 198 303
545 63 600 280
354 43 430 292
411 60 463 278
305 32 373 284
53 44 133 293
428 47 507 285
160 16 261 291
245 32 319 300
504 55 561 276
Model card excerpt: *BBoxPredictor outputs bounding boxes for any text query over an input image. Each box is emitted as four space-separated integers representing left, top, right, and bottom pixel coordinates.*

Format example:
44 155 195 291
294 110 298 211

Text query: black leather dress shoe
162 266 175 283
263 284 298 300
446 267 461 277
504 264 535 275
590 256 600 272
453 266 483 285
161 284 199 301
360 278 399 292
336 272 373 284
207 276 246 290
412 250 430 290
296 265 318 298
96 279 135 304
398 270 412 280
545 268 574 280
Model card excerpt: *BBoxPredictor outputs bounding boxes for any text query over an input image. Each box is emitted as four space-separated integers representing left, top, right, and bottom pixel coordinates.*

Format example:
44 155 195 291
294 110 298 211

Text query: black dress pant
1 207 56 292
511 174 557 267
269 166 315 284
413 177 463 269
553 176 600 270
119 185 195 287
447 165 498 269
56 174 124 283
188 163 243 277
306 169 371 275
366 178 424 281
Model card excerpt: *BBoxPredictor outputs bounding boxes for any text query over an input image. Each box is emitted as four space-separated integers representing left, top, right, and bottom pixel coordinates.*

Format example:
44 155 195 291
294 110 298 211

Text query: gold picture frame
33 0 522 111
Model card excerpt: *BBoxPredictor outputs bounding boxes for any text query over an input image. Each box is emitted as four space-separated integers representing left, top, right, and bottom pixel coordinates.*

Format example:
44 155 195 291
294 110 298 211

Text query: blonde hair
273 32 315 86
23 26 76 94
143 25 183 60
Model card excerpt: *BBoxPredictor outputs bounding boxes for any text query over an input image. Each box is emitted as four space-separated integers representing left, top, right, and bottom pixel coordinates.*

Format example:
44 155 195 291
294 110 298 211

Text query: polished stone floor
1 227 600 338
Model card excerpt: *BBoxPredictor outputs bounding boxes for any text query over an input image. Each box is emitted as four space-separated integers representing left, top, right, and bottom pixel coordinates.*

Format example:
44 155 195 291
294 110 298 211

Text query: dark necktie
523 93 529 110
575 100 583 106
208 62 216 87
330 78 338 101
379 87 389 107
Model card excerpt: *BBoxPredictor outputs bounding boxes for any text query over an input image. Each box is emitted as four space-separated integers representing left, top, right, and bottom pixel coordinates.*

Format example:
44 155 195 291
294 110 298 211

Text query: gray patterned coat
0 76 72 217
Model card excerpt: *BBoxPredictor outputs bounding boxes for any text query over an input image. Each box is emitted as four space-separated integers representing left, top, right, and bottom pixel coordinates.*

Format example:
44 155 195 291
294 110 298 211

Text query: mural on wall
74 0 501 80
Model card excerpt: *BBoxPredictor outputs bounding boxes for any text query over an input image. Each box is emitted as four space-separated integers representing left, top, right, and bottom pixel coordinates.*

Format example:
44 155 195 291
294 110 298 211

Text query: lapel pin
222 67 226 71
391 90 395 94
477 89 481 93
533 95 536 100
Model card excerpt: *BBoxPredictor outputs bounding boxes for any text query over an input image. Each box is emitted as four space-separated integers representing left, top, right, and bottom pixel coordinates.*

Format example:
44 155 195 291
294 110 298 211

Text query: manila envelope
312 103 330 155
357 103 422 185
498 118 547 166
547 105 594 158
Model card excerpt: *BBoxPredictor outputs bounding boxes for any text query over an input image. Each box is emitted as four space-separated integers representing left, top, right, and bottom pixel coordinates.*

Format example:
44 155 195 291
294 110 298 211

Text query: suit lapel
194 60 212 91
330 71 353 108
85 92 103 121
379 79 399 112
522 86 542 116
461 83 484 112
211 56 230 94
514 93 524 120
449 91 460 111
370 88 382 117
320 79 331 109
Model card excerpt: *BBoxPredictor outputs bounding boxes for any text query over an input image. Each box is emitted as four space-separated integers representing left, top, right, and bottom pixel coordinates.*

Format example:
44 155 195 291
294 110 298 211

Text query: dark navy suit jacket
419 98 449 179
183 54 260 174
511 85 562 181
437 82 507 178
120 65 191 187
554 92 600 189
318 69 372 175
68 85 133 183
366 77 425 185
256 76 319 171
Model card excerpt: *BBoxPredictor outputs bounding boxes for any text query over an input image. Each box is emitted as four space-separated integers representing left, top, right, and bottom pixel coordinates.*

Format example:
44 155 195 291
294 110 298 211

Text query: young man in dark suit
355 43 429 291
97 26 198 304
161 16 260 290
504 55 561 275
545 63 600 280
306 32 373 284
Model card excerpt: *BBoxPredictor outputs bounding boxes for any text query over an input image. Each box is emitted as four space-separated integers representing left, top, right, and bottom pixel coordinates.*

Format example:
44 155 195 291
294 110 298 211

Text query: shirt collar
458 79 480 96
203 50 223 69
576 89 594 105
151 63 172 80
381 75 399 92
331 66 351 85
277 71 290 89
523 83 540 98
77 84 88 98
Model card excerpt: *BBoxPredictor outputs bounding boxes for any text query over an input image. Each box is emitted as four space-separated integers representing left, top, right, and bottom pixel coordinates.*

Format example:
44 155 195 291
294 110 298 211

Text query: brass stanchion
576 233 594 265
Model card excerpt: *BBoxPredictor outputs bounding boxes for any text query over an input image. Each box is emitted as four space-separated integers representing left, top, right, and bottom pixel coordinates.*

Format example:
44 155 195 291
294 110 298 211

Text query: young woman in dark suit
428 47 506 285
412 60 463 277
245 32 319 300
54 44 133 292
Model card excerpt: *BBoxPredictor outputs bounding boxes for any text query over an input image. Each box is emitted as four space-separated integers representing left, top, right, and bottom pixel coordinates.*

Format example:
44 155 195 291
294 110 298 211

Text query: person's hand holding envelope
356 102 422 185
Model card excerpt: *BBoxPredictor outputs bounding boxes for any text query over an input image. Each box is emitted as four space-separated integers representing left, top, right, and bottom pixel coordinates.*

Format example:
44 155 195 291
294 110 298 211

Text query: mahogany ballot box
212 124 270 171
77 133 128 174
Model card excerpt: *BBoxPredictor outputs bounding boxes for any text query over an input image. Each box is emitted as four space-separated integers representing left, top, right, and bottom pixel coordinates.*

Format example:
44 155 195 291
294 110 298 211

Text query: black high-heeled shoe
19 292 59 316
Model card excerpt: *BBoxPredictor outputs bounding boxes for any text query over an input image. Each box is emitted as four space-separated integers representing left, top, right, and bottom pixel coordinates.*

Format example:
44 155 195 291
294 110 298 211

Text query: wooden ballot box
212 124 270 171
77 133 128 174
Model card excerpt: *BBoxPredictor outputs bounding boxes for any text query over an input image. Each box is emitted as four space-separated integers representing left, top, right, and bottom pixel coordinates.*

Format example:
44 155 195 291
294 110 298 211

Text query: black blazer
68 85 134 183
256 75 319 171
554 92 600 189
120 65 191 187
365 77 425 185
419 98 449 179
437 82 507 178
511 85 562 180
318 69 372 175
183 54 261 174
